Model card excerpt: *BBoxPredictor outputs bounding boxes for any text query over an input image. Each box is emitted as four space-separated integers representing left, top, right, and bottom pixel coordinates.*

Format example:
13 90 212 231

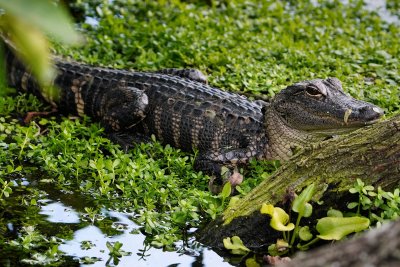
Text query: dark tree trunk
281 218 400 267
199 114 400 250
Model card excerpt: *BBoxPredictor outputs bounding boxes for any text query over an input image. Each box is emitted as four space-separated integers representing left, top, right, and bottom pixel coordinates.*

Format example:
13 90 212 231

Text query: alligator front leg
99 85 148 132
194 148 257 193
157 68 208 84
95 84 149 150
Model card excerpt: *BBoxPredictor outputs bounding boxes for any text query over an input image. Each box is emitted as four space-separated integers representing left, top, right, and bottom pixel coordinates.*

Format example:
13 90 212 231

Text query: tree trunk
281 218 400 267
198 114 400 250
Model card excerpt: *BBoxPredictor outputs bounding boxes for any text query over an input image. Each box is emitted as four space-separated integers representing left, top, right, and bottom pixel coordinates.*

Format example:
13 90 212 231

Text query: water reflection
39 200 231 266
364 0 399 24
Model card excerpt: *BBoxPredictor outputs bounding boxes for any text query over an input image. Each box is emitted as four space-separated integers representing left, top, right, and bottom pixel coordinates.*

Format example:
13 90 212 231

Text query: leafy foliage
348 179 400 225
262 183 370 256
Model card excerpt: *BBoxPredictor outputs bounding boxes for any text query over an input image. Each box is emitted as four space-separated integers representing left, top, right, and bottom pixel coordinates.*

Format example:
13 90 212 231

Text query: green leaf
292 183 315 218
303 202 313 218
317 216 370 240
327 209 343 217
0 0 81 44
260 203 294 231
347 202 358 209
349 188 358 194
267 244 279 256
299 226 313 241
245 258 261 267
220 181 232 200
223 236 250 255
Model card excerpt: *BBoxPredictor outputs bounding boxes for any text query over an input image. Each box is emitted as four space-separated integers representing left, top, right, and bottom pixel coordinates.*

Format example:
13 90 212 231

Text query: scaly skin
4 43 384 187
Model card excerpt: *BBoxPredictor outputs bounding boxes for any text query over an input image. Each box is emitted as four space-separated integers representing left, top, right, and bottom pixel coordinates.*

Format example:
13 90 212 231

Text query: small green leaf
223 236 250 255
267 244 279 256
299 226 313 241
292 183 315 217
349 188 358 194
327 209 343 217
245 258 261 267
220 182 232 199
347 202 358 209
317 216 370 240
260 203 294 231
303 202 313 218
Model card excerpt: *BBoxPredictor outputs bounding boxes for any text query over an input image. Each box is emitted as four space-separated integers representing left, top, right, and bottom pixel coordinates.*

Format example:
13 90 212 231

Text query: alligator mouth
307 117 382 135
362 117 381 125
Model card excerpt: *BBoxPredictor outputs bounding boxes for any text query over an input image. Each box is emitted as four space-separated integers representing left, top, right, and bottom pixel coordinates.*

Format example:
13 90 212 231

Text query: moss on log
199 114 400 249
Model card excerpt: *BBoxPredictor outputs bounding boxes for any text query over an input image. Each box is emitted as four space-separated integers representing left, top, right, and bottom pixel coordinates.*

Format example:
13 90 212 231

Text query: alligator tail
1 35 59 107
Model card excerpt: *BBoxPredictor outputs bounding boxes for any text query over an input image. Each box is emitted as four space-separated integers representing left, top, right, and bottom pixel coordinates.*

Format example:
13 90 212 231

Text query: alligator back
5 46 266 154
139 74 264 152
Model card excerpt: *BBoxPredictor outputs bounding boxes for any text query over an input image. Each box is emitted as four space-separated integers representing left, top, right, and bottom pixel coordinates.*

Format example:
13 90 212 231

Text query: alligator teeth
344 109 352 124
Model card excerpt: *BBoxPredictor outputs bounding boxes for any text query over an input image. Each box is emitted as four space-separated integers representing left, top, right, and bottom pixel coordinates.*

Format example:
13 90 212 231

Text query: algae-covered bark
199 114 400 249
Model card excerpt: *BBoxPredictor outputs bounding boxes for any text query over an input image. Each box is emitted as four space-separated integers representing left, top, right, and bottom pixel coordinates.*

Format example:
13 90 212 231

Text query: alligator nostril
359 105 384 120
372 106 384 115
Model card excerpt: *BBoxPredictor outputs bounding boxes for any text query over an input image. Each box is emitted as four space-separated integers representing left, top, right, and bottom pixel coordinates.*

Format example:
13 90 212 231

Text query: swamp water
0 177 232 266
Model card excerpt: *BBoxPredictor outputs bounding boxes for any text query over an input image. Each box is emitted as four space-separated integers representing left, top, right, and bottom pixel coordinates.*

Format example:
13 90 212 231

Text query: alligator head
264 77 384 160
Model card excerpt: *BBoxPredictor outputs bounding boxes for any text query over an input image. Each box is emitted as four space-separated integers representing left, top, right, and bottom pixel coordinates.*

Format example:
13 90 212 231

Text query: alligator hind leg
156 68 208 84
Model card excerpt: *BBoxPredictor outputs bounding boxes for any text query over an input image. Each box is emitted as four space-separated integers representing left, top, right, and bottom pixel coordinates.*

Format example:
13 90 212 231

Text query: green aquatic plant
262 183 370 256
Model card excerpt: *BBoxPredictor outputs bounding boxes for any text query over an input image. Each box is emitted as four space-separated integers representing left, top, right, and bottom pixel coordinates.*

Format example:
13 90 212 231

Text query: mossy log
281 218 400 267
199 114 400 250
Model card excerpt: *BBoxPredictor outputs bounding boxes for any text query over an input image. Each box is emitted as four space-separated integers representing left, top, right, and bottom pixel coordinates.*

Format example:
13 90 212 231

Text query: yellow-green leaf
220 181 232 199
223 236 250 255
245 258 261 267
299 226 313 241
327 209 343 217
317 216 370 240
260 203 294 231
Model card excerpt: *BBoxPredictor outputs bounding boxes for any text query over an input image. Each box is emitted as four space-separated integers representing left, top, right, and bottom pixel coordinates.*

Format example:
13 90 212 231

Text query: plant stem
290 215 302 246
297 237 320 250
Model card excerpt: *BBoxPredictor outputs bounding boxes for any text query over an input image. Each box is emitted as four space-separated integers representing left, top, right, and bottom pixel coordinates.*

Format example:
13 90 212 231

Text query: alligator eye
305 86 323 98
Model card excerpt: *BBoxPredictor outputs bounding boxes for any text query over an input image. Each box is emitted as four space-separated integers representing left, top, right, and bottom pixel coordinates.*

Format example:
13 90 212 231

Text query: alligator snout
353 105 384 124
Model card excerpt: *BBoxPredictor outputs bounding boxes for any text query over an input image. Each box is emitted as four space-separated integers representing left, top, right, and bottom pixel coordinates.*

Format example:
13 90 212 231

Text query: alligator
3 41 384 190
